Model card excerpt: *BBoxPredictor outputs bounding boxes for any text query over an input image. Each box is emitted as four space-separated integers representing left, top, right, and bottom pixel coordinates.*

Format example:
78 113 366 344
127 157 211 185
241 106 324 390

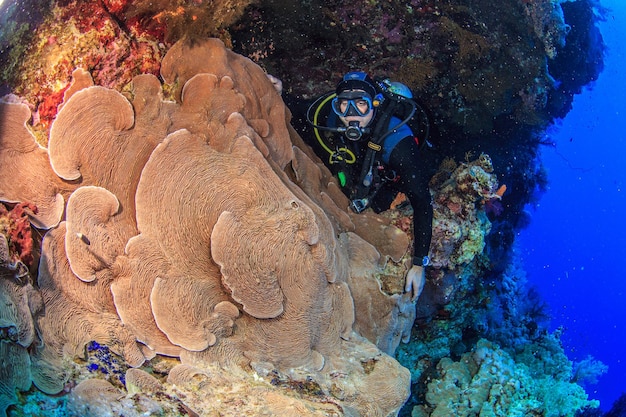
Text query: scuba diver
279 71 434 302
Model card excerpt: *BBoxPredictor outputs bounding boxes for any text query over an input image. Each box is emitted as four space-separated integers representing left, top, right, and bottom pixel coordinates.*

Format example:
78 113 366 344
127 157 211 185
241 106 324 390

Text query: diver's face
335 90 375 127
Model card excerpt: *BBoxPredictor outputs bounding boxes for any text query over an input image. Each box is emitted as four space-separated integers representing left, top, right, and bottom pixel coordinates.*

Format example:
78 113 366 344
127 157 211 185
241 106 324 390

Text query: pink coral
0 202 37 268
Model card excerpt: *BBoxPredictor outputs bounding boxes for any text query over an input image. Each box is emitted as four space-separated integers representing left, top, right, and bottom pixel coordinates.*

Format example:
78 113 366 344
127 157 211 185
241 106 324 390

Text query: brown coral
0 342 32 415
0 100 68 229
342 232 415 354
32 223 145 394
2 38 414 416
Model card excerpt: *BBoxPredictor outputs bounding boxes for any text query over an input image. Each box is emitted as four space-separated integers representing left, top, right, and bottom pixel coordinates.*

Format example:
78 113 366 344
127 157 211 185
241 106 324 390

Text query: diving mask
331 91 373 117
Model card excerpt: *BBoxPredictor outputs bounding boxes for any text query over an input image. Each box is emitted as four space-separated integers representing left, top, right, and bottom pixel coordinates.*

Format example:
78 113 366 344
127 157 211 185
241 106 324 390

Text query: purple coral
378 16 404 44
484 197 504 217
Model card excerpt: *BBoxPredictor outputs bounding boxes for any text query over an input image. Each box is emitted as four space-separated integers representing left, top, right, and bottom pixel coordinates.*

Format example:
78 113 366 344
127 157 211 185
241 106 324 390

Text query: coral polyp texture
0 38 416 416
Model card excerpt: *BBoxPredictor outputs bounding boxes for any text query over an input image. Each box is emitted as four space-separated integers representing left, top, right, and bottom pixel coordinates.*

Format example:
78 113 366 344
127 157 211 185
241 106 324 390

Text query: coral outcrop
0 205 44 415
0 38 416 416
413 339 598 417
231 0 605 238
429 153 501 271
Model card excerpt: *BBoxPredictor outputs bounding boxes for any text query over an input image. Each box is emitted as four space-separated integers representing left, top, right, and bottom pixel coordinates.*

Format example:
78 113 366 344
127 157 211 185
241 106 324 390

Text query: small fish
76 232 90 245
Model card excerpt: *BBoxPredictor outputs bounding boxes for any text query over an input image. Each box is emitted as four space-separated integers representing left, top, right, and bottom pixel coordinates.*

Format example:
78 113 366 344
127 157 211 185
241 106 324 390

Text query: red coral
60 1 112 32
0 202 37 267
102 0 131 15
37 86 69 128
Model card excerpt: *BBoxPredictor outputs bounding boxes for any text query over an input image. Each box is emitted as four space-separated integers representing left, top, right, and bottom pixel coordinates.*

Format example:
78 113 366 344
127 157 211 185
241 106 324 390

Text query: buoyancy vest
306 80 431 210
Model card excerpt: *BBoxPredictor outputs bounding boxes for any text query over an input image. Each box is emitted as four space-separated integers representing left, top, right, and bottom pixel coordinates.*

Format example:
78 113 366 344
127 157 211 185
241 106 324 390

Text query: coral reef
522 0 571 59
0 201 43 414
396 255 606 416
0 0 253 142
1 38 415 416
232 0 600 133
230 0 605 244
0 1 164 139
0 0 607 415
413 339 598 417
120 0 254 44
428 153 501 271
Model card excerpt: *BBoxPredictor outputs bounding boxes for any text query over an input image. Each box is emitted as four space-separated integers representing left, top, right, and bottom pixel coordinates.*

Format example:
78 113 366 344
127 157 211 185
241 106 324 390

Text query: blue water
518 0 626 411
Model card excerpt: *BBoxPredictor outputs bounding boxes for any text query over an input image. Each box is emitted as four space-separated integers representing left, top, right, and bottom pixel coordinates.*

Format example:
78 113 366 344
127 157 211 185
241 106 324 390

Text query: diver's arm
388 136 433 300
388 137 433 260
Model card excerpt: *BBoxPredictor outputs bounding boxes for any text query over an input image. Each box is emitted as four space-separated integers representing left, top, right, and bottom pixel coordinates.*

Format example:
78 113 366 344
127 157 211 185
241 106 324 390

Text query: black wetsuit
285 93 433 266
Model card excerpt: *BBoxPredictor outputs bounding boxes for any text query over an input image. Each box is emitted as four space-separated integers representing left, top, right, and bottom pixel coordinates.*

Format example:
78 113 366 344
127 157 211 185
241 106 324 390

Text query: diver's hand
405 265 426 302
266 74 283 95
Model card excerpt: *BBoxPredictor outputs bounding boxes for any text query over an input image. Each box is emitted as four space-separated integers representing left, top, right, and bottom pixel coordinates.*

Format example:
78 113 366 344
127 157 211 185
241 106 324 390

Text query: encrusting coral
0 38 416 416
429 153 501 271
0 97 70 230
413 339 598 417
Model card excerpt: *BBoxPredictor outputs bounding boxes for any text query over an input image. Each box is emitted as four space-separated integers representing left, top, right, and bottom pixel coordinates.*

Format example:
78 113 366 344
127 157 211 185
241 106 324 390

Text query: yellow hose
313 93 356 165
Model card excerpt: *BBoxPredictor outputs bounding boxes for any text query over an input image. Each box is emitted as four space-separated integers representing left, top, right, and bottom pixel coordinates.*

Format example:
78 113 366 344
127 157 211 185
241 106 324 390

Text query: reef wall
0 0 606 415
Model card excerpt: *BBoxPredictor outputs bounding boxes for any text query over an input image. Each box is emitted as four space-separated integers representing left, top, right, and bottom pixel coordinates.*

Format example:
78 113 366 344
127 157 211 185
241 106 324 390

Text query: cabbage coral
0 38 414 416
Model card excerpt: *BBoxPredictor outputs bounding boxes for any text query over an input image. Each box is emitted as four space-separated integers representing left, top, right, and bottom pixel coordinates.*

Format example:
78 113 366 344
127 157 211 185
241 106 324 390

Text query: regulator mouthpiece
345 121 363 141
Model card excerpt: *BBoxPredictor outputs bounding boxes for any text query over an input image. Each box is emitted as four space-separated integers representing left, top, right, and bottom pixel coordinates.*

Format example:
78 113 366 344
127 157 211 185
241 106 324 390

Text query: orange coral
495 184 507 198
390 192 407 209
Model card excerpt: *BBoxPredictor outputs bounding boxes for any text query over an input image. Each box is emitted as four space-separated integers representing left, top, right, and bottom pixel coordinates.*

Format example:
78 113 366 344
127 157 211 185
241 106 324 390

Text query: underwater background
519 0 625 411
0 0 623 415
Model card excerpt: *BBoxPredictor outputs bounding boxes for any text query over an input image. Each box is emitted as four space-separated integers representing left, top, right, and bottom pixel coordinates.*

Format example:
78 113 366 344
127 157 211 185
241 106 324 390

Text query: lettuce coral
1 38 414 416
